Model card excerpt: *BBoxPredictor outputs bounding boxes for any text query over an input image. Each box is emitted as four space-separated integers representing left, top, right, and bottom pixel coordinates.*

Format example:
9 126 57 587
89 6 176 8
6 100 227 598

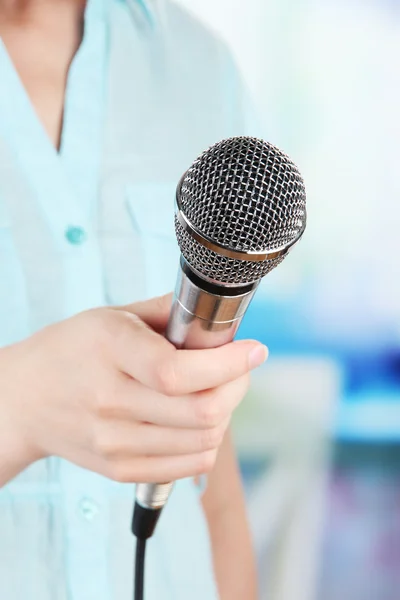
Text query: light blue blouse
0 1 258 598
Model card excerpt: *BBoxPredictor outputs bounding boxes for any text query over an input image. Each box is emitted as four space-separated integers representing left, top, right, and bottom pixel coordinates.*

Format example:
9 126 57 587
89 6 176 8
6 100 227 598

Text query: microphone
132 136 307 540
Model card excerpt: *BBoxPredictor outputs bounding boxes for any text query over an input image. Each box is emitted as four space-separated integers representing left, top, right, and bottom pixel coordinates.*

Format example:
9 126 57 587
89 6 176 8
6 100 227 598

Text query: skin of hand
0 294 267 486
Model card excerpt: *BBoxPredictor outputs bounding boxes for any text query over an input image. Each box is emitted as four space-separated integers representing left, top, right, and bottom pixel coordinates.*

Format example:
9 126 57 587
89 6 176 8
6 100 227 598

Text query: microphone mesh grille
176 137 306 285
175 219 285 285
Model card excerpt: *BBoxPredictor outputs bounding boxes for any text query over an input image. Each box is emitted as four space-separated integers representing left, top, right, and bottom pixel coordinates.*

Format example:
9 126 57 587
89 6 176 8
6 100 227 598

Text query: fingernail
248 344 268 370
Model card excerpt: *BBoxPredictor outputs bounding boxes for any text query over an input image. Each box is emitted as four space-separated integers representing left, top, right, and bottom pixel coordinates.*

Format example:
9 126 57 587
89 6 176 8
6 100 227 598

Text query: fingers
156 340 267 394
96 373 250 429
115 293 173 332
112 312 267 395
87 372 250 485
65 445 219 484
92 417 231 459
105 449 220 484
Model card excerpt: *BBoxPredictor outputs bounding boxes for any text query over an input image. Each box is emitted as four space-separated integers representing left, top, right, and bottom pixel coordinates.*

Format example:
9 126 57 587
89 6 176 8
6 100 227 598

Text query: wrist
0 344 42 486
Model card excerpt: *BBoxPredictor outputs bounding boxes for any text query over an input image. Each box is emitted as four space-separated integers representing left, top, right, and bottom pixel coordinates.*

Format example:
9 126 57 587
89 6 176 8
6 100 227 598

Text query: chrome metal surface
135 482 174 510
175 218 287 285
175 136 306 285
165 263 257 349
175 207 296 262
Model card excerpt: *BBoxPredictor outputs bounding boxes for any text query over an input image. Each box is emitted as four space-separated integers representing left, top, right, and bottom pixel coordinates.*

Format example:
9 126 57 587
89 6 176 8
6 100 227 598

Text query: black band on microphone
132 502 163 540
181 257 255 297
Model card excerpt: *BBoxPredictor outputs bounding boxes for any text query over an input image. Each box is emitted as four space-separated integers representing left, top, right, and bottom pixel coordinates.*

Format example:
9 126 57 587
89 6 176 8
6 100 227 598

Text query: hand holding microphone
0 134 306 600
0 295 266 487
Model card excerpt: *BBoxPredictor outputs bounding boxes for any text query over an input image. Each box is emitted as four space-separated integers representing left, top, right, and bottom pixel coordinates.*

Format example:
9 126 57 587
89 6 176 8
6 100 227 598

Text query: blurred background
175 1 400 598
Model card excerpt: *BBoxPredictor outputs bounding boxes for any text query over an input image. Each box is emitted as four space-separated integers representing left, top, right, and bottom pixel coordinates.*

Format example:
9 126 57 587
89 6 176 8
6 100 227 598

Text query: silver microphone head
175 136 306 286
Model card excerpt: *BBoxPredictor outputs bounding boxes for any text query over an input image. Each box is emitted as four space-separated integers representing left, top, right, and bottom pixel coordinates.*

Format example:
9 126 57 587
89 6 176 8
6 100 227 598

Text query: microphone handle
134 258 258 514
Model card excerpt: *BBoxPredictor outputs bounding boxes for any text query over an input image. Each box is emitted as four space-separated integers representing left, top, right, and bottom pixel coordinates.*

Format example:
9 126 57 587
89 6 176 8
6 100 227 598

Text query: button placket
60 462 111 600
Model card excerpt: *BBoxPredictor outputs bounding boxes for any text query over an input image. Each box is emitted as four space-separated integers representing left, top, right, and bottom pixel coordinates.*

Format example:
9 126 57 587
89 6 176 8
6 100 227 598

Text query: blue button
65 225 87 245
79 497 100 521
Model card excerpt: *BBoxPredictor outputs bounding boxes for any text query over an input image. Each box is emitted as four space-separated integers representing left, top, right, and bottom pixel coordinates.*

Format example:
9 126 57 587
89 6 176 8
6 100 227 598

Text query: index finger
115 293 173 333
114 316 267 395
159 340 268 395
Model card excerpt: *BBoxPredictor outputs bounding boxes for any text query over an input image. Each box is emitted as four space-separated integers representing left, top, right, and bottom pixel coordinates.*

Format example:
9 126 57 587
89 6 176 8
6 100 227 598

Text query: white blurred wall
173 0 261 92
171 4 400 599
175 0 400 348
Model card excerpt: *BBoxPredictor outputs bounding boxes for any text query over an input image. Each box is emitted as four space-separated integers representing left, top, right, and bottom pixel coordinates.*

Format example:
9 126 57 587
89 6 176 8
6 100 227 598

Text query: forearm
206 497 258 600
0 404 34 486
202 429 258 600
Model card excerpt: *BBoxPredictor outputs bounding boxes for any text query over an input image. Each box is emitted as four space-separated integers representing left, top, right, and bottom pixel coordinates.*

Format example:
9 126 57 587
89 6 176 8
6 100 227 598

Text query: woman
0 0 263 598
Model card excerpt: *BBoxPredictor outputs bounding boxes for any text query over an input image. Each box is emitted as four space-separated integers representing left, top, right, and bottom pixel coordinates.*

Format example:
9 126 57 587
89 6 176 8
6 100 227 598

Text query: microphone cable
134 538 146 600
132 500 163 600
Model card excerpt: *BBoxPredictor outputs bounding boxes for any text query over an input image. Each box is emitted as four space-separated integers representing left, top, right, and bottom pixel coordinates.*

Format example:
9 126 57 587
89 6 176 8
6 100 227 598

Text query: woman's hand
0 294 267 486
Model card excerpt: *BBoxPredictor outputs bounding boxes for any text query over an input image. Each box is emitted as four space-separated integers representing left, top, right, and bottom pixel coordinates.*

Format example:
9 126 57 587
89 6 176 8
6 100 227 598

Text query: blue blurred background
176 1 400 598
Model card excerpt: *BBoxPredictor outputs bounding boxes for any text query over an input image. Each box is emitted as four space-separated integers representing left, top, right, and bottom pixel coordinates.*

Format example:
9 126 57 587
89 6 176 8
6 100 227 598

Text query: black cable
132 502 163 600
134 537 146 600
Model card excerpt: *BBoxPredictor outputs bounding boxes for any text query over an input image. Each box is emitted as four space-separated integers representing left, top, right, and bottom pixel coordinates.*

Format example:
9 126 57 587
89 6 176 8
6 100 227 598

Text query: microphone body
132 136 307 539
134 258 258 516
167 258 258 351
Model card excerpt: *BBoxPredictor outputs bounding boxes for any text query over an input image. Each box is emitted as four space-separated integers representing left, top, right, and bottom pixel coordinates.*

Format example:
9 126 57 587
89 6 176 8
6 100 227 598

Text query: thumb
115 293 173 332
